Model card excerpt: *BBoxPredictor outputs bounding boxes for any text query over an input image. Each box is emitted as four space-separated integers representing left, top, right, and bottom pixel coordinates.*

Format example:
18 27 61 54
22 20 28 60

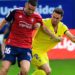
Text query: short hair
28 0 38 6
53 8 64 17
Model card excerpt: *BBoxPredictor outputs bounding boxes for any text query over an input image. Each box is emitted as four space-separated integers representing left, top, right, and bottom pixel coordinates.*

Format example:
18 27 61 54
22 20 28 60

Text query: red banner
48 29 75 59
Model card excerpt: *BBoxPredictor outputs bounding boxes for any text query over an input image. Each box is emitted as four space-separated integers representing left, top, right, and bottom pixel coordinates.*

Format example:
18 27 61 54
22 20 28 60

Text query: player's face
51 12 63 26
24 3 36 16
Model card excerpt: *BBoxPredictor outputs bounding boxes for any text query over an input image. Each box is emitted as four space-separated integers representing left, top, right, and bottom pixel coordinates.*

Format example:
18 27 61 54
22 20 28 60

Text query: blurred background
0 0 75 75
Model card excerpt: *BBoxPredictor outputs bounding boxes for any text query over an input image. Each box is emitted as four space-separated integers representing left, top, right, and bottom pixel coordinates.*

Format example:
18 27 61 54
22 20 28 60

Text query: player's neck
52 24 58 33
52 24 58 28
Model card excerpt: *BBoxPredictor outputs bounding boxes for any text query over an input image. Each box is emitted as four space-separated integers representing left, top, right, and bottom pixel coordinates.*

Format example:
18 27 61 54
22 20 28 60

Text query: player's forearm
42 25 57 38
70 36 75 42
68 35 75 42
0 19 7 30
65 31 75 42
32 23 41 41
42 25 63 41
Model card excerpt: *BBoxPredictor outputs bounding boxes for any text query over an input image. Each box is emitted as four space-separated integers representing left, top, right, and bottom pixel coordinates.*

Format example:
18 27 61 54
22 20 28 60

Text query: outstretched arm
65 30 75 42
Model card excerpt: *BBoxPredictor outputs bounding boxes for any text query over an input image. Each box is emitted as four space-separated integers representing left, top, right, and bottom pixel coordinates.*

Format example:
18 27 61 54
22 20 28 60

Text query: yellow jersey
32 18 68 53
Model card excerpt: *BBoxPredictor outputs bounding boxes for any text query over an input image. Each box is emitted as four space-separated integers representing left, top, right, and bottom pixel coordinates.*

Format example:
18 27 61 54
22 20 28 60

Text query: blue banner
0 0 75 29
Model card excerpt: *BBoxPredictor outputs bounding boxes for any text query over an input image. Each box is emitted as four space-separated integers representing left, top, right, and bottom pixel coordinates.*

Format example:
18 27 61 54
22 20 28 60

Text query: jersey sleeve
35 14 43 26
5 9 16 22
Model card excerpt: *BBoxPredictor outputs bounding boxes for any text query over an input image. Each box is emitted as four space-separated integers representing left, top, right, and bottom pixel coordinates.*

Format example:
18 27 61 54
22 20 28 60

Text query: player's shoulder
33 12 42 19
42 18 51 24
59 22 68 30
59 22 68 27
43 18 50 21
10 7 23 13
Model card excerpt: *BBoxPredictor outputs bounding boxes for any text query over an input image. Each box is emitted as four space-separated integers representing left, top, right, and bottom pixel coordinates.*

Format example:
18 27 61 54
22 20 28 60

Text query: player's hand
33 23 41 29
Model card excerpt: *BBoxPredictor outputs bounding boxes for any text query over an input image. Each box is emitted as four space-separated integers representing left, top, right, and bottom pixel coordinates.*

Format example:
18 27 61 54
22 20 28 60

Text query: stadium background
0 0 75 75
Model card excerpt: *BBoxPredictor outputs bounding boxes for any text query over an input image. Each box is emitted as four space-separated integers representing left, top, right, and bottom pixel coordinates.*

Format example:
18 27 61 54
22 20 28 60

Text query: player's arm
41 24 63 41
65 30 75 42
0 19 7 30
32 23 41 41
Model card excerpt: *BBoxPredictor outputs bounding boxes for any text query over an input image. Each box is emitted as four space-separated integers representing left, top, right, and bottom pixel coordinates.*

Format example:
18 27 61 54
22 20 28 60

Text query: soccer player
0 0 62 75
31 8 75 75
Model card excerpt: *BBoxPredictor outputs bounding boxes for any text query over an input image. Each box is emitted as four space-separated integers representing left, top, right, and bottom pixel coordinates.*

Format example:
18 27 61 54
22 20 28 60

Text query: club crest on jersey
31 18 35 23
19 15 22 18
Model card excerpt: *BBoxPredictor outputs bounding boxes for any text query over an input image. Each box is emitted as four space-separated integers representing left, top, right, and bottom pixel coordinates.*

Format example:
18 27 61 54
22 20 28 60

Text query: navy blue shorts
3 45 32 66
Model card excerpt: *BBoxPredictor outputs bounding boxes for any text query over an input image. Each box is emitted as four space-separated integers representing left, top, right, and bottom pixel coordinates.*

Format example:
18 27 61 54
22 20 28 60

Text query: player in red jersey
0 0 61 75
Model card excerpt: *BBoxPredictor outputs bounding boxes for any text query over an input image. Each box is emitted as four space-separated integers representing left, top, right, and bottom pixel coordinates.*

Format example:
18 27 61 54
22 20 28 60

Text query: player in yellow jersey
18 8 75 75
31 8 75 75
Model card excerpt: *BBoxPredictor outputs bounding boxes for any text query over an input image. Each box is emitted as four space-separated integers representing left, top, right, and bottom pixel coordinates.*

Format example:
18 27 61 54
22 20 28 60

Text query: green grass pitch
0 59 75 75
